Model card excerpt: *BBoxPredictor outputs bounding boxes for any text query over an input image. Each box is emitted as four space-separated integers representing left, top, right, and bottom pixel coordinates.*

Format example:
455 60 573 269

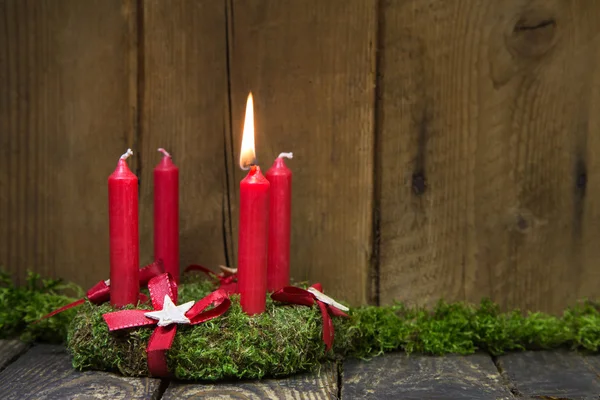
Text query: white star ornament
144 295 195 327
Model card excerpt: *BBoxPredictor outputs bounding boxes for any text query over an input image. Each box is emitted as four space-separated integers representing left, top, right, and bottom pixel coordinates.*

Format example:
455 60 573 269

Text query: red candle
108 149 140 307
237 92 270 315
154 148 179 283
265 152 292 292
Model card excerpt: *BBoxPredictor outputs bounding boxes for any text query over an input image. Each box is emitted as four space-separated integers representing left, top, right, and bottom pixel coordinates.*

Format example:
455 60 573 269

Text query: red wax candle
237 92 270 315
238 166 270 315
108 149 140 306
154 148 179 283
265 152 293 292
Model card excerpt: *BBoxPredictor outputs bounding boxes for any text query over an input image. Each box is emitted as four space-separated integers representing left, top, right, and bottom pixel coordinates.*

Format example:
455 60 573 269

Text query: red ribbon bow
183 264 238 294
271 283 349 352
34 260 165 323
102 272 231 377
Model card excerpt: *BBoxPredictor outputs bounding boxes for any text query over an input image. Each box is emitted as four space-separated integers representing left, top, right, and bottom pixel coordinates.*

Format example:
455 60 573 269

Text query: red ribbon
103 272 231 377
34 260 165 323
184 264 238 294
271 283 349 352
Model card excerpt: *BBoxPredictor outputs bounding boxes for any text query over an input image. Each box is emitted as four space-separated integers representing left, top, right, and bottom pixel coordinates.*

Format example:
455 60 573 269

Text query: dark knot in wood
517 215 528 231
507 9 557 58
576 172 587 191
575 159 587 198
514 19 556 33
412 173 427 195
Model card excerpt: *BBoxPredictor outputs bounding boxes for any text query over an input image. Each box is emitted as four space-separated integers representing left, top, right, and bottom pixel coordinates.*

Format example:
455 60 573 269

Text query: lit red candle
154 148 179 283
238 93 270 315
265 153 292 292
108 149 140 307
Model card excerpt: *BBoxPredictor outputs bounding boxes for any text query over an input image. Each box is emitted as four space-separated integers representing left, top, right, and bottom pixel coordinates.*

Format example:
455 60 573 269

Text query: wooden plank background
226 0 376 305
0 0 137 287
377 0 600 312
138 0 230 274
1 0 599 313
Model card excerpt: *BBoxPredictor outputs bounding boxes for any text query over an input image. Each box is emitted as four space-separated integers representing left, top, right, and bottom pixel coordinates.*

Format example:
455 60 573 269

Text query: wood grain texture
226 0 377 306
0 0 137 288
583 354 600 375
377 0 600 313
0 340 27 371
138 0 230 272
342 352 514 399
163 362 337 399
497 350 600 399
0 345 161 400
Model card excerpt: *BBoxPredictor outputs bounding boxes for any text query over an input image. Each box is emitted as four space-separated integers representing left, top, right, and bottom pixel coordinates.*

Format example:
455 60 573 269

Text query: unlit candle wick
278 152 293 159
120 148 134 160
158 148 171 158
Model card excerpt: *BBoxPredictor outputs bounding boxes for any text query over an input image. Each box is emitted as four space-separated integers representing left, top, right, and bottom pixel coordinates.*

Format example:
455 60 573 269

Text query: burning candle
108 149 140 306
265 153 292 292
238 92 270 315
154 148 179 283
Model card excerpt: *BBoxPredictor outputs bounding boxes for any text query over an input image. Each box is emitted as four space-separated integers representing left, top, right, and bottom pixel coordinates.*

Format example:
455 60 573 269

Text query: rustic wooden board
163 362 338 399
0 0 137 288
342 353 514 399
0 340 27 371
0 345 161 400
227 0 377 306
497 350 600 399
377 0 600 312
138 0 230 272
583 353 600 375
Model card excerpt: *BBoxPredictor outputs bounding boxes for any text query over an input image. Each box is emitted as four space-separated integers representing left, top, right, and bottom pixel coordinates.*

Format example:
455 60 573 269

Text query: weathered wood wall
1 0 599 313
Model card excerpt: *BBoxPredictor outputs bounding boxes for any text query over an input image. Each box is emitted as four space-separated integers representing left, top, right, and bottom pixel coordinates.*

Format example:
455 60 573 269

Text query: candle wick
241 158 257 170
157 148 171 158
120 148 133 160
278 152 293 159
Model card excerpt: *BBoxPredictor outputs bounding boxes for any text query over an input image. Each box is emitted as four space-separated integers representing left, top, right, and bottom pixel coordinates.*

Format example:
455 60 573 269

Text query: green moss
168 297 325 380
68 278 327 380
67 301 153 376
65 275 600 381
1 270 598 381
336 298 600 360
563 300 600 352
0 270 81 343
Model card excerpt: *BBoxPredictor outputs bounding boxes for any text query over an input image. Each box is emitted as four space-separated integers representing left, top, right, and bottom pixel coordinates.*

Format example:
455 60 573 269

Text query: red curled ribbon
184 264 238 294
271 283 349 352
34 260 165 323
102 272 231 377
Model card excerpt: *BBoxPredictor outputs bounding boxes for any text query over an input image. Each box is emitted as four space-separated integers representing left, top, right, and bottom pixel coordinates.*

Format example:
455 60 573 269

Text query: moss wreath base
64 274 600 381
1 271 599 381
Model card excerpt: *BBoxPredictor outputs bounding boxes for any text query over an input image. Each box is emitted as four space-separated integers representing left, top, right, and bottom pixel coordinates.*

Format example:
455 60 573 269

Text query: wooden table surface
0 341 598 399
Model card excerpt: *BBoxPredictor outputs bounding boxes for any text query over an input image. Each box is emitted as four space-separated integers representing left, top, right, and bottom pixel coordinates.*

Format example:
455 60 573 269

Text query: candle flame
239 92 256 170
